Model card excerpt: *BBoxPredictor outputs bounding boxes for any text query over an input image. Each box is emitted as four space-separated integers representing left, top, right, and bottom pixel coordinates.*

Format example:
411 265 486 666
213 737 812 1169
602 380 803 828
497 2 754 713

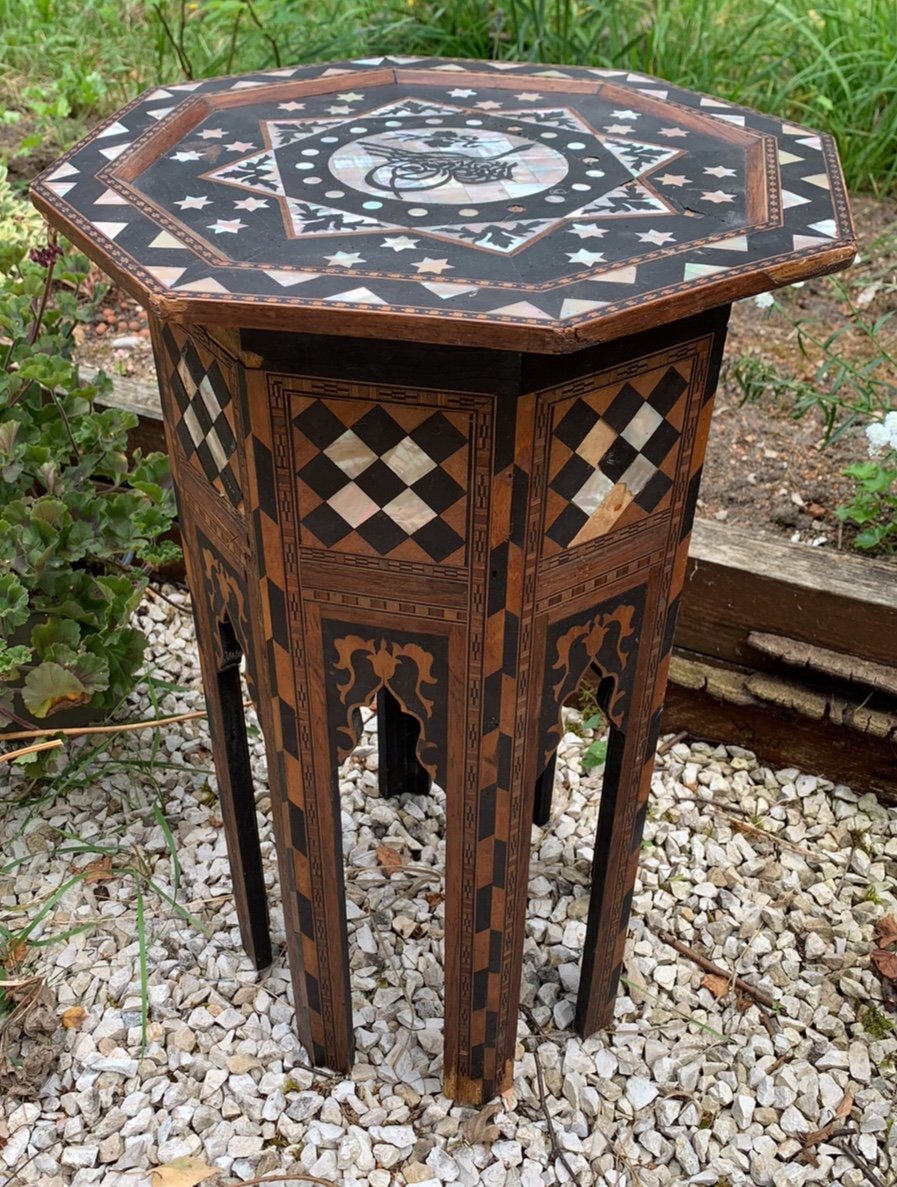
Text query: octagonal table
32 56 855 1104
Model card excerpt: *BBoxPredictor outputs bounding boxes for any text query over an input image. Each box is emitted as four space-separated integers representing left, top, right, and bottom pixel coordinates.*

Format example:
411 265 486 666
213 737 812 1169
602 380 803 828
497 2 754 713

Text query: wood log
682 519 897 671
664 650 897 805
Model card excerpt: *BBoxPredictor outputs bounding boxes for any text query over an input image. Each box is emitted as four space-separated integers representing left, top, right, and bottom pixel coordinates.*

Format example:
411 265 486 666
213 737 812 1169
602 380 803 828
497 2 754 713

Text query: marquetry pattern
159 325 243 510
149 314 728 1105
572 339 719 1038
294 399 469 565
544 363 688 552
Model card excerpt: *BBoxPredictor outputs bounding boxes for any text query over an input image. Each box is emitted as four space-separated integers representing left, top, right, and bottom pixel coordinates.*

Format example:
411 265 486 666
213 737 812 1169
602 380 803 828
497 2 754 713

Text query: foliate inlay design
294 398 470 564
194 99 681 256
543 362 690 551
160 326 243 509
322 620 449 786
537 585 646 770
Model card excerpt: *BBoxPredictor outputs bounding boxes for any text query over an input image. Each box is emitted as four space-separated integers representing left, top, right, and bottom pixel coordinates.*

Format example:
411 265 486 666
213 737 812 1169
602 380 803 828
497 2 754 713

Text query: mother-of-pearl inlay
327 127 569 204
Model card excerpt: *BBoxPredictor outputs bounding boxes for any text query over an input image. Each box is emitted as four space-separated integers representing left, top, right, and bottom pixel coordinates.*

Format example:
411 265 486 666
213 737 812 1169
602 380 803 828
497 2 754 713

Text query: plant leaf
874 914 897 948
21 660 88 717
871 949 897 980
82 856 114 884
149 1156 219 1187
701 973 730 999
376 845 403 873
61 1005 87 1029
460 1099 501 1146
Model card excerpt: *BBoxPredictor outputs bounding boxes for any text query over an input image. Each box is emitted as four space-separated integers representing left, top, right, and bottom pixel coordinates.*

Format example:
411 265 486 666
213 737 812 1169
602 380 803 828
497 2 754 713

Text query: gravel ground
1 587 896 1187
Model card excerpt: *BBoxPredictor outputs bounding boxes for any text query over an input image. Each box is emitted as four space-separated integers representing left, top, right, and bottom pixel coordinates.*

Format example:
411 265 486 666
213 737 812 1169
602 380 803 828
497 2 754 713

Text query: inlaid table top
32 57 855 352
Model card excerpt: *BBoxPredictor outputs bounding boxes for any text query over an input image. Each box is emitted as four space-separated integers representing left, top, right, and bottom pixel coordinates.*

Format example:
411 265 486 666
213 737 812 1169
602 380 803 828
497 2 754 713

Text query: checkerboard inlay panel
543 363 690 552
293 398 470 565
162 327 242 510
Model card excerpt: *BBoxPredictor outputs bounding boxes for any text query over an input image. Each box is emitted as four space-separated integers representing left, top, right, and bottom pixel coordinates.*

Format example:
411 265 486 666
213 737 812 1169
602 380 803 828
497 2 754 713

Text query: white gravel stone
2 590 895 1186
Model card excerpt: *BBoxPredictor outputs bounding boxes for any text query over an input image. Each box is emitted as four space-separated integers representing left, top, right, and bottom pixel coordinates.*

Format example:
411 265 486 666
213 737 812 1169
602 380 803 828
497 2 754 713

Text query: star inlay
207 218 246 234
701 190 736 203
705 165 737 178
637 229 676 245
234 197 269 211
175 194 212 209
171 151 201 162
568 223 609 239
198 128 226 140
657 174 689 187
659 127 688 138
381 236 419 252
567 249 606 266
225 141 255 152
199 99 681 260
412 257 453 274
326 250 364 267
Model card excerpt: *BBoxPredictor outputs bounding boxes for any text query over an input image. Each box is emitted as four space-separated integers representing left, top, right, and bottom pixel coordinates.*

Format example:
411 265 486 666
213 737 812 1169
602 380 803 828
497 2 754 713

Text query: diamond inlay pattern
544 364 689 550
162 327 242 509
294 399 469 564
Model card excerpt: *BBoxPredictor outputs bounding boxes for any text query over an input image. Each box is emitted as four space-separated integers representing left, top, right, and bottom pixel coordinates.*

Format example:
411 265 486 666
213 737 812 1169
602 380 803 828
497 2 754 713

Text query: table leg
377 687 431 799
533 754 556 827
181 520 272 972
575 705 661 1036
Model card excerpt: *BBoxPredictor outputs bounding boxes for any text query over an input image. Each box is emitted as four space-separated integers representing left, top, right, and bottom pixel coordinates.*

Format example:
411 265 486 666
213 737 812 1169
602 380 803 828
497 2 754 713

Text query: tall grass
1 0 895 194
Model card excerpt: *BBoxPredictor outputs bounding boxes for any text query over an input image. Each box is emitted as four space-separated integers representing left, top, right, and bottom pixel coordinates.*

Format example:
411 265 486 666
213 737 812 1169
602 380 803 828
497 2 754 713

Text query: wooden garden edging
670 519 897 806
99 375 897 805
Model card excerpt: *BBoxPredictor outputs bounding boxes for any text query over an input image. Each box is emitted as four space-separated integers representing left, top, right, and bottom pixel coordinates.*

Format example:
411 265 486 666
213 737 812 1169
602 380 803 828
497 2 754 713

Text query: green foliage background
1 0 896 194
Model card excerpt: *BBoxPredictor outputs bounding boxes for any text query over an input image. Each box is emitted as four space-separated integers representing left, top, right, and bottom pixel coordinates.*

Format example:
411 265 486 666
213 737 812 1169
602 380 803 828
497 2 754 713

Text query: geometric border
32 57 856 353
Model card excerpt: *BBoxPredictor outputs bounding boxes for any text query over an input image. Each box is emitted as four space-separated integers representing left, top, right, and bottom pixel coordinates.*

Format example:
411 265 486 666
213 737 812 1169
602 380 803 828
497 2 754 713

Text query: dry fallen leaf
3 938 28 970
83 855 114 884
61 1005 87 1030
871 948 897 980
700 972 730 999
460 1098 501 1146
149 1156 218 1187
801 1086 854 1154
874 914 897 949
500 1085 517 1112
376 845 403 873
834 1087 854 1119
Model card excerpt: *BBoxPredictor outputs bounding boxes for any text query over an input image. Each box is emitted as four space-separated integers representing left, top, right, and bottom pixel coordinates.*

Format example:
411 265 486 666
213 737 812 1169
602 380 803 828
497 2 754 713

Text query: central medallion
327 127 569 204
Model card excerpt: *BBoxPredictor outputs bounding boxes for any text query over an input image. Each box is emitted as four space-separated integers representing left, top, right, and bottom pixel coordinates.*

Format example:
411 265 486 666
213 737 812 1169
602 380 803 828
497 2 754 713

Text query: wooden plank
663 668 897 806
681 519 897 670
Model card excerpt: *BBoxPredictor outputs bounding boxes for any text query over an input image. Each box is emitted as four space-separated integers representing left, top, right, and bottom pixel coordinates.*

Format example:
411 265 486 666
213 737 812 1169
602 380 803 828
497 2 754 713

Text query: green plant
0 192 179 730
861 1004 895 1040
837 455 897 552
575 681 608 772
836 410 897 551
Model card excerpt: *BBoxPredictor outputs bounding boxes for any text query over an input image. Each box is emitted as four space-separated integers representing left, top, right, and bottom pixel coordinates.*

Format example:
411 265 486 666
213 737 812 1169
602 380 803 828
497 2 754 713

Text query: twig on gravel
0 739 63 763
657 730 688 757
0 704 239 742
827 1131 888 1187
671 800 845 864
222 1174 340 1186
652 927 775 1009
530 1042 581 1184
835 841 856 898
520 1004 581 1184
144 580 192 615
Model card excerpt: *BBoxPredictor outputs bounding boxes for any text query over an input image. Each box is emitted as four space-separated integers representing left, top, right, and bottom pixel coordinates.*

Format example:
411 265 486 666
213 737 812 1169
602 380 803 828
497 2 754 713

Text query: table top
32 57 855 353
